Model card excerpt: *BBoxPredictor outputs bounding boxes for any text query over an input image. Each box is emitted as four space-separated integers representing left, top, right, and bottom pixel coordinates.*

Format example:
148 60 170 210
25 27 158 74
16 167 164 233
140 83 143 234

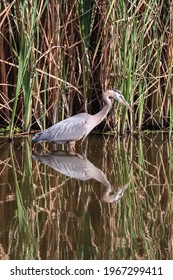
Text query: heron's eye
118 95 123 101
119 95 125 101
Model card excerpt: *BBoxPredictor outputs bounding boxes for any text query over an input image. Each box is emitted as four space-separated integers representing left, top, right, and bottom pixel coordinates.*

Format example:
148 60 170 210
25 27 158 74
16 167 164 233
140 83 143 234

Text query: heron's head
106 89 133 112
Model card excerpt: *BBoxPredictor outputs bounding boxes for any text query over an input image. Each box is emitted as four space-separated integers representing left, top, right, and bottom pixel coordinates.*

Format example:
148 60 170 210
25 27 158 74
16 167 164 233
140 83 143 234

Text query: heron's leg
79 138 88 156
67 141 76 152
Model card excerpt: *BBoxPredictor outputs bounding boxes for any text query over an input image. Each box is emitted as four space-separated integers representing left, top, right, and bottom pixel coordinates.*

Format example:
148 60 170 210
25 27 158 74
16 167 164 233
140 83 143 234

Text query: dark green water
0 133 172 260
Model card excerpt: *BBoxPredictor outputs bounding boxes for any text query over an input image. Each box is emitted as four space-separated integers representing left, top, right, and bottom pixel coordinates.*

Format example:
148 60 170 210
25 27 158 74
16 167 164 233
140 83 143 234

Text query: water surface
0 133 172 260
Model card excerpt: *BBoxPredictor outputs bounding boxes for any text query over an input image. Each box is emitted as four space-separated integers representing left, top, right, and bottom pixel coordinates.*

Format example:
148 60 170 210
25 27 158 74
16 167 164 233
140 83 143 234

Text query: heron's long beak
121 97 133 112
125 101 133 112
113 89 133 112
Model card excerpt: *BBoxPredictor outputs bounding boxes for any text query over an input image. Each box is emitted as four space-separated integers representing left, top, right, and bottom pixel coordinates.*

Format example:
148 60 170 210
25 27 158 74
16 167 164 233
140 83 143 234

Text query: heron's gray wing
33 152 92 180
32 113 91 143
33 151 112 183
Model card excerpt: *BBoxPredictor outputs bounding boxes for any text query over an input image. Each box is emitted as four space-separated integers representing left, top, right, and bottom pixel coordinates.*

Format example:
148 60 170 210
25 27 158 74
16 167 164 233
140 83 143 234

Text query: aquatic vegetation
0 1 172 136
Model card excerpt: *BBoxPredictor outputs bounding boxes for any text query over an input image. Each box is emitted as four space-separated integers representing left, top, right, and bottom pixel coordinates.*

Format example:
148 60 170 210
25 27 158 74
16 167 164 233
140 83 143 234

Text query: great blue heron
32 89 132 150
33 151 130 203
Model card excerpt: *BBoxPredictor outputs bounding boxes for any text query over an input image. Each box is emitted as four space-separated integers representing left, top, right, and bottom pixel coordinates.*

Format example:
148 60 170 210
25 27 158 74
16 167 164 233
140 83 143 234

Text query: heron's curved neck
93 95 112 125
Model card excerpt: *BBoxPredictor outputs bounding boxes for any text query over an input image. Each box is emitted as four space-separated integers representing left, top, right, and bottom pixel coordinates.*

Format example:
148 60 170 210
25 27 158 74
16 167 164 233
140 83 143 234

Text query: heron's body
33 112 97 146
32 89 132 150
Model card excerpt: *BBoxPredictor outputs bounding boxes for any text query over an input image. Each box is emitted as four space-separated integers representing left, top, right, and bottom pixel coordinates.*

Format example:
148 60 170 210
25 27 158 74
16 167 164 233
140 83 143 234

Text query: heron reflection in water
32 89 132 151
33 151 130 203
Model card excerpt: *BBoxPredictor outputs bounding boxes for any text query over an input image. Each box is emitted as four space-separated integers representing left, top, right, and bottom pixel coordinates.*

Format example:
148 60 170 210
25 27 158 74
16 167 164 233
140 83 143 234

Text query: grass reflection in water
0 133 172 260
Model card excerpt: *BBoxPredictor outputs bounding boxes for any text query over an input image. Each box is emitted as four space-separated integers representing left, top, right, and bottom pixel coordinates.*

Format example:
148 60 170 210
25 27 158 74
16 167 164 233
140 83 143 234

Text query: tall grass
0 0 173 136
